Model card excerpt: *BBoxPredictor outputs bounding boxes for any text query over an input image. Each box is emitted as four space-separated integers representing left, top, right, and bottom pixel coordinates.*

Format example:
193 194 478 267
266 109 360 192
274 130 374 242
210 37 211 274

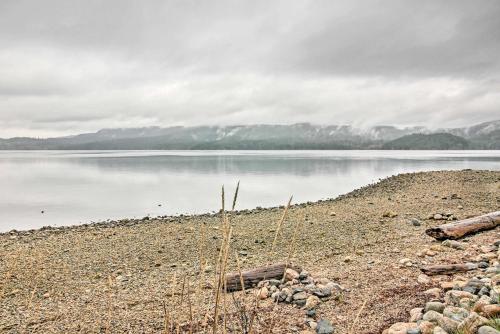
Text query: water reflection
0 150 499 231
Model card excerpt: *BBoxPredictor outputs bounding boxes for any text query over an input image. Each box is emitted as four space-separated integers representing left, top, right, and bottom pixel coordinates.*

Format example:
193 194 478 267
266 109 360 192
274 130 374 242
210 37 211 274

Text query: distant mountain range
1 120 499 150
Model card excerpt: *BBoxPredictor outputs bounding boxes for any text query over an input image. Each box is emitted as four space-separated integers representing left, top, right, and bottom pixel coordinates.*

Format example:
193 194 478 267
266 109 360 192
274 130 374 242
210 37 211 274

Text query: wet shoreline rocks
254 268 343 333
383 239 500 334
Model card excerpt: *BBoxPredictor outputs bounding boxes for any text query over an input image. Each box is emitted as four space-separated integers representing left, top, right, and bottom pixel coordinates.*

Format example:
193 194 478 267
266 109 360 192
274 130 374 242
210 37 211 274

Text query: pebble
424 302 445 313
399 258 412 266
422 310 442 323
299 271 309 280
432 327 447 334
445 290 477 305
479 261 492 269
458 312 489 332
305 295 320 310
478 326 500 334
268 279 281 287
316 278 331 285
271 291 280 301
481 245 497 253
409 308 423 322
482 304 500 317
478 286 490 297
406 329 421 334
442 306 469 322
464 285 479 294
418 274 431 284
418 321 434 334
490 286 500 301
306 309 316 317
410 218 421 226
258 287 269 300
280 288 292 302
284 268 300 281
442 239 466 250
423 288 442 299
438 316 459 333
383 211 398 218
293 291 308 301
315 319 334 334
385 322 419 334
429 245 445 252
440 281 455 291
313 285 333 298
459 297 475 309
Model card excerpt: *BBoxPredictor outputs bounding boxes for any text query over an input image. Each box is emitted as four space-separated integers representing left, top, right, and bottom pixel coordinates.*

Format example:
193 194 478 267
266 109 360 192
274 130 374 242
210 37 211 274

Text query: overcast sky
1 0 499 137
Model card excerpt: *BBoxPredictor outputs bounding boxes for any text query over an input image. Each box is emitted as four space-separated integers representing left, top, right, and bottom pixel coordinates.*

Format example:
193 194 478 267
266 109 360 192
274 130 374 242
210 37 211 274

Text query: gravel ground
1 170 499 333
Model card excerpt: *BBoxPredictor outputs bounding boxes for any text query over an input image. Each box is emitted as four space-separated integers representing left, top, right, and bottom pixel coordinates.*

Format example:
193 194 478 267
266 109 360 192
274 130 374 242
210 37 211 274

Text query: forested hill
382 133 470 150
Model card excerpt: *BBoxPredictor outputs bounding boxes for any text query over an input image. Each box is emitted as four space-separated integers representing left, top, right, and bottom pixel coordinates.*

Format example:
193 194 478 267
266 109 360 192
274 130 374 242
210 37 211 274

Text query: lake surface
1 150 499 232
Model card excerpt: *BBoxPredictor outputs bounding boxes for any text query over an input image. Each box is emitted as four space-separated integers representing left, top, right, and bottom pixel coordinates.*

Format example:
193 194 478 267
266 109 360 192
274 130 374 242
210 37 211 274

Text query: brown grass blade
270 196 293 255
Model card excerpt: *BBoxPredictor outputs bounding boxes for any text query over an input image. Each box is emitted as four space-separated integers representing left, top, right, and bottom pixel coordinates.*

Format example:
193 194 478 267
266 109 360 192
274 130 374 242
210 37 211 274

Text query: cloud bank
0 0 499 137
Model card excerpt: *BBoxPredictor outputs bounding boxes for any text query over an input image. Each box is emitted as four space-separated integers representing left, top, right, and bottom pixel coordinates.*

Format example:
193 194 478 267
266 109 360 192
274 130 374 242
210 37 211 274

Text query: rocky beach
1 169 500 333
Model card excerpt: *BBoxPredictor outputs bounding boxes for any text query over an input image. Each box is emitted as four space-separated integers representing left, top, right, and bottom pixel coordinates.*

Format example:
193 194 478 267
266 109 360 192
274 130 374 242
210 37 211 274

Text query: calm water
0 150 499 231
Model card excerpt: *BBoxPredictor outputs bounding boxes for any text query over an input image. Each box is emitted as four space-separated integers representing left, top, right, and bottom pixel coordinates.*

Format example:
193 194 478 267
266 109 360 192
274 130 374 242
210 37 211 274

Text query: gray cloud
278 1 500 78
0 0 499 137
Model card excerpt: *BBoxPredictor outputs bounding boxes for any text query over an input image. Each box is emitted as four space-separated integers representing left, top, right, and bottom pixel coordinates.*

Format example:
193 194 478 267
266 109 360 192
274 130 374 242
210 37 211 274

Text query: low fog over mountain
1 120 499 150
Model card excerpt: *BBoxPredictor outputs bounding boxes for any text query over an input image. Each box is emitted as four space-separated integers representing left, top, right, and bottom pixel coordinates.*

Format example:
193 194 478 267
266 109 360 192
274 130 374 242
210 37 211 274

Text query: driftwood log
426 211 500 240
225 262 301 292
420 263 478 276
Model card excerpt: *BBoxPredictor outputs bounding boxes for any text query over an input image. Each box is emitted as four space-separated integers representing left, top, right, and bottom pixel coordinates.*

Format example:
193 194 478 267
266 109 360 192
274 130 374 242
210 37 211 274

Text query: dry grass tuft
157 183 304 333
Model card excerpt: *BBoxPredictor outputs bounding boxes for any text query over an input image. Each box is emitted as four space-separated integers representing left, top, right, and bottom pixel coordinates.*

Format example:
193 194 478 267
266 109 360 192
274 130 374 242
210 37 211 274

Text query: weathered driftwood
426 211 500 240
225 262 301 292
420 263 478 276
